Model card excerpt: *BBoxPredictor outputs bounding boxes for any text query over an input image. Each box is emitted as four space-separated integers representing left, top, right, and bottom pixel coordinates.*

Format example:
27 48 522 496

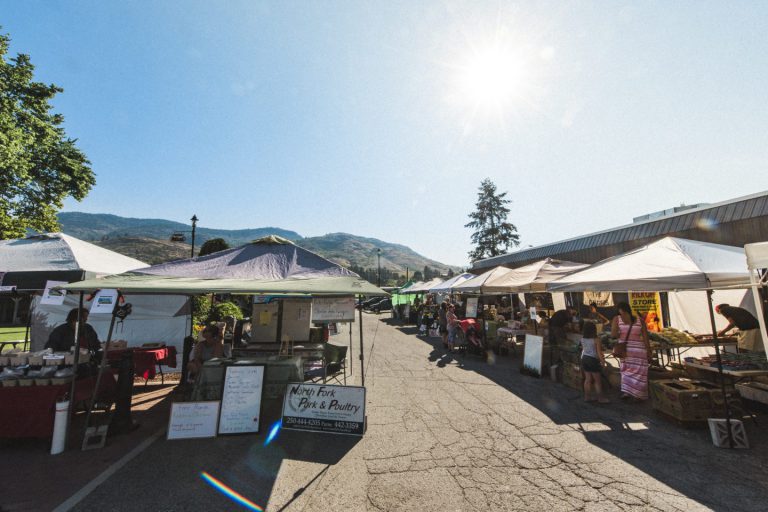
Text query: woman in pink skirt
611 302 652 400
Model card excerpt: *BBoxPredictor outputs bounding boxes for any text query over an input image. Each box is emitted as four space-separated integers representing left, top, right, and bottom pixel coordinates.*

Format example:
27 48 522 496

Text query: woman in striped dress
611 302 652 400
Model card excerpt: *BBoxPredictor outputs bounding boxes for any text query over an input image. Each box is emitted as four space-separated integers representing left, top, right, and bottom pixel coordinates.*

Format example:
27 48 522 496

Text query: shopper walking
611 302 652 400
438 302 449 349
446 304 459 351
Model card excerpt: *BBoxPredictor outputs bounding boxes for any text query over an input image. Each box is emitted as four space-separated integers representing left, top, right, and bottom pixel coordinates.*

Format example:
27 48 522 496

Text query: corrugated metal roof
471 190 768 271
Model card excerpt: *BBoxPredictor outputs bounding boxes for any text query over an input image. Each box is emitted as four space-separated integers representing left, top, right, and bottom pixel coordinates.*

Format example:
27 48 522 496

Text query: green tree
198 237 230 256
0 31 94 239
465 178 519 262
209 301 244 322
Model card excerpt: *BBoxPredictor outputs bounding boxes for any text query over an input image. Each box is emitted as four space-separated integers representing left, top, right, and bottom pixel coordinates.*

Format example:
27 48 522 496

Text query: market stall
547 237 761 443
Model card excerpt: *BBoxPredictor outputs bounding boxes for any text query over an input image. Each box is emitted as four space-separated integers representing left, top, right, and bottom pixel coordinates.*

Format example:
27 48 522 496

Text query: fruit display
654 327 698 345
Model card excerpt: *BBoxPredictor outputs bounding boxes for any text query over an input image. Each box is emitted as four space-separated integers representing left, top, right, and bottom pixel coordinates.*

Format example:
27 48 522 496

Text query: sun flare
459 46 529 110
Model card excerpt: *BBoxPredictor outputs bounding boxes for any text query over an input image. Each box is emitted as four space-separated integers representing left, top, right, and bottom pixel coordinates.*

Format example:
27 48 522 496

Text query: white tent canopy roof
547 237 751 292
429 273 475 293
0 233 146 274
478 258 589 293
404 278 444 294
0 233 147 289
453 266 515 294
745 242 768 270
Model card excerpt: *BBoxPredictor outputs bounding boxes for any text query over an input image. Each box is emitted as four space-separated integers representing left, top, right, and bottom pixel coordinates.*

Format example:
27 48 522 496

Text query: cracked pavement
69 316 768 511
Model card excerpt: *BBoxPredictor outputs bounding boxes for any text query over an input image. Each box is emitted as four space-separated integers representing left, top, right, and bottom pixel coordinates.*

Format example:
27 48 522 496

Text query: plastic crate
736 382 768 405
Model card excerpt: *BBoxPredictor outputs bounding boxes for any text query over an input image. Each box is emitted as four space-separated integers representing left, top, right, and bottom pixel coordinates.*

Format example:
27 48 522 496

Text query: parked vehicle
372 298 392 313
358 296 384 310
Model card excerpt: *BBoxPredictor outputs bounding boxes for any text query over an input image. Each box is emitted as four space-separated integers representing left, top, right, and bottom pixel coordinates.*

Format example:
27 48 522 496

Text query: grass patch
0 327 27 350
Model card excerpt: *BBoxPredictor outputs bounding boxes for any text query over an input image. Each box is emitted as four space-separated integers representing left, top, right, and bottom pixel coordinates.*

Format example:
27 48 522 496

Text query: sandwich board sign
167 401 220 440
282 383 366 436
218 365 265 435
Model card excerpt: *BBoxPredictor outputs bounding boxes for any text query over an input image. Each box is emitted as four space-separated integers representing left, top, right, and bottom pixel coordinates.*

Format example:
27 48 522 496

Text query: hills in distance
58 212 459 273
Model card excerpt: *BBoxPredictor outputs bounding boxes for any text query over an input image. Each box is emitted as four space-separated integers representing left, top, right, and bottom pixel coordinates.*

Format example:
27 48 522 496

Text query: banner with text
282 383 366 436
629 292 663 330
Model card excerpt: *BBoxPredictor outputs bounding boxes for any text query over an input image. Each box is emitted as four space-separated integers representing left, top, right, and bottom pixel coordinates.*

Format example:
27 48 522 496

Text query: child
581 322 609 403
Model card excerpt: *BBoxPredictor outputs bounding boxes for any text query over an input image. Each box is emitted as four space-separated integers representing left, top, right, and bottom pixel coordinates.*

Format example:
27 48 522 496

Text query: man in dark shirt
548 307 576 344
45 308 101 353
716 304 764 352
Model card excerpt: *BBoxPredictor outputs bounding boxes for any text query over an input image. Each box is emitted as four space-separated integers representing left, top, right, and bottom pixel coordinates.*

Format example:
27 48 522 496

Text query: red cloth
107 346 177 380
458 318 478 333
0 376 116 438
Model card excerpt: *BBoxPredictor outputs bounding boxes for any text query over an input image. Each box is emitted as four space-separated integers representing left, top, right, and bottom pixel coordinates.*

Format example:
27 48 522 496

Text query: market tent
452 266 515 294
429 273 475 294
61 236 386 296
0 233 146 290
403 278 444 294
480 258 588 293
547 237 750 292
135 235 357 280
745 241 768 354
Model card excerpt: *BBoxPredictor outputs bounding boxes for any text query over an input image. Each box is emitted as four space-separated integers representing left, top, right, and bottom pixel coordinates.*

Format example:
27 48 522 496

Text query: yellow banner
629 292 663 332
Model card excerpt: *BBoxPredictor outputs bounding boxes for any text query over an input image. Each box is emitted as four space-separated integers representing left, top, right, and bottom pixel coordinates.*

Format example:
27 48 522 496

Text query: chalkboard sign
218 365 265 435
167 401 220 440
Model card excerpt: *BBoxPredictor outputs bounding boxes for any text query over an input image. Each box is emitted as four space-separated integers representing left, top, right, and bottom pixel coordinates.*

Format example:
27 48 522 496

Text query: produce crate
736 381 768 406
562 362 583 391
650 379 727 422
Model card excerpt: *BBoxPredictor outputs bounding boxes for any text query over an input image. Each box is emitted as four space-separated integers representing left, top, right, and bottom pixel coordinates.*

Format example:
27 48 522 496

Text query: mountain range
58 212 458 273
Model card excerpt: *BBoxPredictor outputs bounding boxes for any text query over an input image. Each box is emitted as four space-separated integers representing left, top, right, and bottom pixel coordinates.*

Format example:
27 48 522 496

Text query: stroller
453 318 485 356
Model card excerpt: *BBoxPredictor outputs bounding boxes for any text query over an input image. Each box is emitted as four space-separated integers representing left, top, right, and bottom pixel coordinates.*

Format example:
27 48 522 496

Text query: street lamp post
377 248 382 287
190 214 198 258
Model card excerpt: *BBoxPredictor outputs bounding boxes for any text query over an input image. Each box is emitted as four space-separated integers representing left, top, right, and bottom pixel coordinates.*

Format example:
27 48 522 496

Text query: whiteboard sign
523 335 544 377
41 280 68 305
167 401 220 440
312 297 355 322
465 298 478 318
218 365 265 435
282 383 366 436
90 289 119 314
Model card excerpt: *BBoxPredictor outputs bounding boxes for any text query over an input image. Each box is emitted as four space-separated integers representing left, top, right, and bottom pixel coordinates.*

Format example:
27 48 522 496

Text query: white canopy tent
481 258 589 293
547 238 751 293
745 242 768 355
0 234 190 359
429 273 475 294
403 278 444 294
452 266 515 294
0 233 147 290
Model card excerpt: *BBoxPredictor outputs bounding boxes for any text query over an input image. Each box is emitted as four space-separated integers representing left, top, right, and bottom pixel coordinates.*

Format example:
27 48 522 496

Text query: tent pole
358 294 365 387
65 292 85 450
83 302 120 442
348 320 353 376
749 270 768 357
23 293 34 352
707 289 734 449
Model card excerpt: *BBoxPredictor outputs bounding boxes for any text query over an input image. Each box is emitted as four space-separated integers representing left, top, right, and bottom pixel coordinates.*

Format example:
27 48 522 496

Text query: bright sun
458 45 530 111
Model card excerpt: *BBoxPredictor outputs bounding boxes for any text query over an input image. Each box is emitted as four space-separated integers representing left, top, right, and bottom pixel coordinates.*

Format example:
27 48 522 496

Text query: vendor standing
716 304 765 353
45 307 100 352
548 307 576 344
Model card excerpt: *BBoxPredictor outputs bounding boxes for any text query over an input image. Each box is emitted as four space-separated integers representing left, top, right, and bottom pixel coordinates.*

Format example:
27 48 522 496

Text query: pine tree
465 178 519 262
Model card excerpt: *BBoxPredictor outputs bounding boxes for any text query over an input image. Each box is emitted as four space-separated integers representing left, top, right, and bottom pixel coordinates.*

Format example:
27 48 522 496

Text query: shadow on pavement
69 395 360 512
394 320 768 512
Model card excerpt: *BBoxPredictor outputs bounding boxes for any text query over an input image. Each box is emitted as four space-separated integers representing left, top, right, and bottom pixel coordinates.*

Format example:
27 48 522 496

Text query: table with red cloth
0 376 116 438
106 345 177 382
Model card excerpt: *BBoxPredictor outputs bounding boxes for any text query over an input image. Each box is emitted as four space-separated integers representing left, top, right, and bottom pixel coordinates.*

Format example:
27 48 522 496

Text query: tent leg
24 295 34 352
358 294 365 387
348 321 353 376
707 290 734 449
65 292 85 451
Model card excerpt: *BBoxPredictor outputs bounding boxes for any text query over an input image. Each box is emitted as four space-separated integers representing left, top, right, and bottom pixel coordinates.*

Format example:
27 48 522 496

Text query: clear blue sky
4 1 767 267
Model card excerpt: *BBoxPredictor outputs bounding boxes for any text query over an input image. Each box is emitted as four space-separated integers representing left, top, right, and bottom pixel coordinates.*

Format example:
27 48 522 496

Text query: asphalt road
67 315 768 511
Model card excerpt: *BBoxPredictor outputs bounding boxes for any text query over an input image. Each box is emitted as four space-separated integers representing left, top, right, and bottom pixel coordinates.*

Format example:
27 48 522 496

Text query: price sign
167 401 220 440
218 365 265 435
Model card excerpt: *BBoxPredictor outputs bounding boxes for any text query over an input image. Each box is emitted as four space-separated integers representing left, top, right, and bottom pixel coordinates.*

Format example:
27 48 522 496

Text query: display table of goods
0 349 116 438
685 353 768 373
106 344 178 381
650 328 738 366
